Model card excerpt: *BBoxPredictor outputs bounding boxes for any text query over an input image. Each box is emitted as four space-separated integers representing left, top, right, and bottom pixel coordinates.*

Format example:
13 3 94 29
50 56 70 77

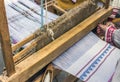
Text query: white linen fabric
53 32 120 82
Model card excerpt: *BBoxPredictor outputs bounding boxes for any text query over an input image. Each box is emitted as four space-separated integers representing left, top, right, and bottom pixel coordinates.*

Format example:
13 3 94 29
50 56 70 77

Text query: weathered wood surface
105 0 110 9
13 1 98 63
0 7 112 82
35 1 98 50
0 0 15 76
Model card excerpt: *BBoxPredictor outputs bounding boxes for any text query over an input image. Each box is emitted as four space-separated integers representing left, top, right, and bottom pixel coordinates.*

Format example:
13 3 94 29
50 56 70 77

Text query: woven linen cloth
53 32 120 82
4 0 58 44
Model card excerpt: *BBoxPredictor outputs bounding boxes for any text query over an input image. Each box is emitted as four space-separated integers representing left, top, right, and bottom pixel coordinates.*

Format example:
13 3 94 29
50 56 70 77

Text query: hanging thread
41 0 44 29
45 0 55 40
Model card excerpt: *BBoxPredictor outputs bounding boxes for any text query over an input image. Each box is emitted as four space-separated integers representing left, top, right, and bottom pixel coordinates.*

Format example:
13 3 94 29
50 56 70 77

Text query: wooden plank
36 1 98 51
0 0 15 76
13 40 37 63
0 7 112 82
105 0 110 9
53 4 67 13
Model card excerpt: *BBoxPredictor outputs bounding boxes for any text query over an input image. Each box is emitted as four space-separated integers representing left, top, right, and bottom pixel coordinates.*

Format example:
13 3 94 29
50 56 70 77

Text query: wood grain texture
12 34 35 52
0 0 15 76
12 1 98 64
36 1 98 51
0 7 112 82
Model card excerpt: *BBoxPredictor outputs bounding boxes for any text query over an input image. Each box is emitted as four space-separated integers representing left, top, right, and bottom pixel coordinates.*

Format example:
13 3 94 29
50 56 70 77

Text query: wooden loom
0 0 112 82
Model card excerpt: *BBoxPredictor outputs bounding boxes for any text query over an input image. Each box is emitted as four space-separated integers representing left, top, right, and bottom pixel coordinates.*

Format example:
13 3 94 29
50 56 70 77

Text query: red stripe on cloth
85 48 115 82
75 43 108 76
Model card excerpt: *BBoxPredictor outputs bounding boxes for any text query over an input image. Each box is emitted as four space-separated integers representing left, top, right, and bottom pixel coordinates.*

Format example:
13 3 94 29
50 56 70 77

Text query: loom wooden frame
0 0 111 82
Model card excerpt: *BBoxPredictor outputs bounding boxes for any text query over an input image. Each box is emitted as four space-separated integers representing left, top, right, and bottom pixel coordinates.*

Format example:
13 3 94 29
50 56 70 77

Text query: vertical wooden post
0 0 15 76
105 0 110 9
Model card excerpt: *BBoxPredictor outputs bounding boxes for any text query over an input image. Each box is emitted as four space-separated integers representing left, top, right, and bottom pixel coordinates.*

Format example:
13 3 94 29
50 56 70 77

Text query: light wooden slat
13 39 37 63
53 4 67 13
0 7 112 82
12 34 35 52
0 0 15 76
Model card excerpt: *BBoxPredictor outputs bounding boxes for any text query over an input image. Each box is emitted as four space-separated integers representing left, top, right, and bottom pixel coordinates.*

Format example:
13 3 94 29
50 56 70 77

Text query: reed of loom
0 0 112 82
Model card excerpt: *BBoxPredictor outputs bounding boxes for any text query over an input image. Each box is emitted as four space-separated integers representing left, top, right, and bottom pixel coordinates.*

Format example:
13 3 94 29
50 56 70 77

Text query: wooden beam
53 4 67 13
105 0 110 9
12 0 97 52
13 40 37 63
0 7 112 82
0 0 15 76
33 1 98 51
12 1 98 63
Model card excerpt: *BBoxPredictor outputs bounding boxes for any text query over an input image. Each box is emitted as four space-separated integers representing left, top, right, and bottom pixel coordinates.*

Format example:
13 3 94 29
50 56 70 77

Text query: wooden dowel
0 0 15 76
43 0 54 7
53 4 67 13
12 34 34 51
